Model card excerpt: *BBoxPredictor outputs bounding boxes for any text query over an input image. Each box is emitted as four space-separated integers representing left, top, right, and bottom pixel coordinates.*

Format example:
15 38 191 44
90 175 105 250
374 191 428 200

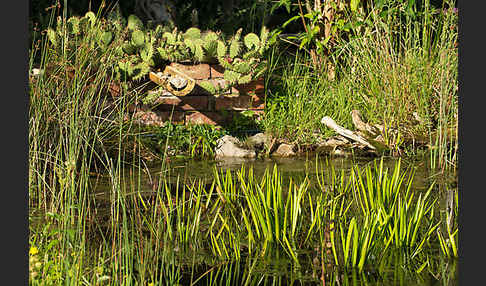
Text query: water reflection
89 154 458 286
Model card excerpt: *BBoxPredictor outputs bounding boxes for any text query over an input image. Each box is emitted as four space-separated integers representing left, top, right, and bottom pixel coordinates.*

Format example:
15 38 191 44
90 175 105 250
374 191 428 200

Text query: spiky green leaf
132 62 150 80
122 42 137 55
199 81 217 94
127 14 143 30
140 43 154 63
184 27 201 39
163 32 176 44
233 28 243 42
218 57 233 70
101 31 113 45
47 28 57 47
229 40 241 58
233 61 251 74
67 17 80 34
194 43 205 62
84 11 97 27
237 74 252 85
203 31 219 43
184 38 195 52
242 50 260 61
224 70 241 85
351 0 360 12
244 33 260 50
217 40 227 58
259 26 270 54
132 30 145 47
157 47 169 60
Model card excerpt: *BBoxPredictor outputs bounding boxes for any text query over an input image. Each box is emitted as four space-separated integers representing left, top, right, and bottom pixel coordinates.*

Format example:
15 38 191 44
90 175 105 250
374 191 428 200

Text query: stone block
132 110 184 126
169 62 211 80
234 79 265 96
214 95 265 110
209 64 225 78
152 96 209 111
185 111 232 125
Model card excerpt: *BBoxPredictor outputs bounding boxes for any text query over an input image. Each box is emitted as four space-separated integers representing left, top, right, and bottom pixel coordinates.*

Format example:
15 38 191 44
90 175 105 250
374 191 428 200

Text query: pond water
89 154 458 286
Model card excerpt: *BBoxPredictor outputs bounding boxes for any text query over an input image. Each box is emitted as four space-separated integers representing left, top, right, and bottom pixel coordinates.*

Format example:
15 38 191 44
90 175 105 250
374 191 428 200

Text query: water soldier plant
123 158 453 273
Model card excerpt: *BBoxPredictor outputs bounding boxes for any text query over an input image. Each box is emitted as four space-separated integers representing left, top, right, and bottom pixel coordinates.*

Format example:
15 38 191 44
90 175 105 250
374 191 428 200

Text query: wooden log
320 116 376 150
351 110 379 136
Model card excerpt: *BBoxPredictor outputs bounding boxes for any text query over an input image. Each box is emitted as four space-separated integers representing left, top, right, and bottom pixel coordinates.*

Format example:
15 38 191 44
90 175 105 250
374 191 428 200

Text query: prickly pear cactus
184 27 201 40
44 10 274 88
44 11 126 80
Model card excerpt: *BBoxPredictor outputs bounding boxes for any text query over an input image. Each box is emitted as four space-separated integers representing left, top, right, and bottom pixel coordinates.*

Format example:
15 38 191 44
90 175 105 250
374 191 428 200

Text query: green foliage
101 31 113 46
198 80 218 94
216 40 227 58
229 28 243 58
148 25 271 92
139 123 228 158
271 0 369 69
229 40 241 59
202 32 219 57
42 12 126 82
67 17 80 34
184 27 202 39
132 30 146 47
223 70 241 86
233 60 251 74
163 31 177 44
237 74 253 85
30 1 458 283
127 14 144 31
84 11 97 27
244 33 260 50
39 7 271 89
46 28 57 47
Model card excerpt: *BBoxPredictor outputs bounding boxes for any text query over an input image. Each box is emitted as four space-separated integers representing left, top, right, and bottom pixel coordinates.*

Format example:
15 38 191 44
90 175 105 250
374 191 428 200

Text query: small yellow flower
148 283 154 286
29 246 39 256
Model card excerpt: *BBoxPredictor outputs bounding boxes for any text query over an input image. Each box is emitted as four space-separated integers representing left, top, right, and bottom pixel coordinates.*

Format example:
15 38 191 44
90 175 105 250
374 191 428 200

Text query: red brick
153 96 182 106
210 64 225 78
153 96 209 111
189 85 212 96
127 104 138 113
108 82 121 98
234 79 265 96
169 63 210 80
214 95 265 110
192 79 232 96
157 111 185 123
132 110 184 126
185 111 232 125
250 109 265 121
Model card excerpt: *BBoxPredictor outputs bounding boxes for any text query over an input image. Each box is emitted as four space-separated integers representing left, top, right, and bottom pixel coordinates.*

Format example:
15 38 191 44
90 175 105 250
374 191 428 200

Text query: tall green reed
263 0 457 166
28 6 149 283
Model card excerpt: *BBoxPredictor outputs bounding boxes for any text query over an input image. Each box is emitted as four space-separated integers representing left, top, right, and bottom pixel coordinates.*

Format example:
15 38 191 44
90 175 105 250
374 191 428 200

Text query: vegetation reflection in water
52 157 456 285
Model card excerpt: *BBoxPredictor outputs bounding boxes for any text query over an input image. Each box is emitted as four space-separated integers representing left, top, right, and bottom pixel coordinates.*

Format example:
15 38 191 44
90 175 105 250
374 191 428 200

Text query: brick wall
132 62 265 126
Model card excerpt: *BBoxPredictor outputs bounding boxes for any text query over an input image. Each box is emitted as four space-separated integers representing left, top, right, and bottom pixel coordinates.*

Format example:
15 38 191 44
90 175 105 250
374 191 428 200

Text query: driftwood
321 110 397 152
321 116 376 150
351 110 380 137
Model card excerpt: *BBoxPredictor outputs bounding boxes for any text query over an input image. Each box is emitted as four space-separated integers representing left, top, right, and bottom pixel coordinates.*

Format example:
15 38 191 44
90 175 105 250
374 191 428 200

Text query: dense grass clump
262 2 457 170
